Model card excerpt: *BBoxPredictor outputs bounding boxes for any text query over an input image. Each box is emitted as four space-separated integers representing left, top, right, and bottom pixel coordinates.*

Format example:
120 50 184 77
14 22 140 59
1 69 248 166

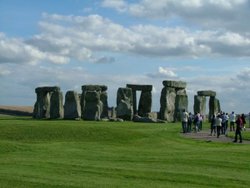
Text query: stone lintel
82 85 108 92
126 84 152 91
197 90 216 97
162 80 186 89
35 86 60 93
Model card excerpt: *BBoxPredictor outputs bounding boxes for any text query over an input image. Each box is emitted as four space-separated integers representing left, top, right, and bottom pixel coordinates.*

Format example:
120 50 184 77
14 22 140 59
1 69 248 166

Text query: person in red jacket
233 115 243 143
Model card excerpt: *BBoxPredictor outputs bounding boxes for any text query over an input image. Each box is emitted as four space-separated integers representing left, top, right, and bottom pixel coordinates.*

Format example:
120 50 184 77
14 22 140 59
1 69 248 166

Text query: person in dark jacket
233 115 243 143
210 114 216 136
241 113 246 131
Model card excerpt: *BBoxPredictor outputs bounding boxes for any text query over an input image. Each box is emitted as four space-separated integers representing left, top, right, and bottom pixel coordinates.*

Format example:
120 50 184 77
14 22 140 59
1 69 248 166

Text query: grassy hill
0 116 250 187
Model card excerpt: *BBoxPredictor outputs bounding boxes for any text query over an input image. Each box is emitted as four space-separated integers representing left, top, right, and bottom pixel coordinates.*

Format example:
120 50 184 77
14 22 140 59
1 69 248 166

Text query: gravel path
182 128 250 144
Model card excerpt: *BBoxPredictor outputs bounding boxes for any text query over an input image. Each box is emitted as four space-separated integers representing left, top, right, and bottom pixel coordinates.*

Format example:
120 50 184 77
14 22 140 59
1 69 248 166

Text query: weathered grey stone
126 84 152 91
64 91 81 119
33 86 61 119
109 118 124 122
159 81 188 122
116 88 133 105
162 80 186 89
116 88 133 120
209 97 221 118
193 95 206 115
50 91 64 119
35 86 60 93
109 107 116 119
81 85 108 119
82 85 107 92
126 84 153 115
133 114 165 123
100 91 108 118
175 90 188 121
82 91 102 120
159 87 176 122
138 91 152 116
197 90 216 97
33 87 53 119
146 112 158 120
133 115 157 123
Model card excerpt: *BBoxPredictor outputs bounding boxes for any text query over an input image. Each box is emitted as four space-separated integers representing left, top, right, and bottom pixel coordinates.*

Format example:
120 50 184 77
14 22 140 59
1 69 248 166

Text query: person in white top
229 111 236 131
216 114 222 138
181 109 189 133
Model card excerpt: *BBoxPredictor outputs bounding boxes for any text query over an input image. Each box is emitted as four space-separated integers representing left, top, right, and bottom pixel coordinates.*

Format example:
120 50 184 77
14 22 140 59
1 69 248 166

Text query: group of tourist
181 110 204 134
181 110 247 143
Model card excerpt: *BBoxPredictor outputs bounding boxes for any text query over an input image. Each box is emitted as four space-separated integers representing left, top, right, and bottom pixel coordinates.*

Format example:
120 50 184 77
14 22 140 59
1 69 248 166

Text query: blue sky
1 0 250 114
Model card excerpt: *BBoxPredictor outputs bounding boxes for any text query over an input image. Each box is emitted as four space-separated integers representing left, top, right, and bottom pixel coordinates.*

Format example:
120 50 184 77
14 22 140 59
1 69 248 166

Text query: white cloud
92 56 115 64
34 13 250 58
158 67 177 77
2 12 250 67
0 33 43 64
147 66 178 78
0 32 69 65
102 0 128 12
108 0 250 32
0 66 11 76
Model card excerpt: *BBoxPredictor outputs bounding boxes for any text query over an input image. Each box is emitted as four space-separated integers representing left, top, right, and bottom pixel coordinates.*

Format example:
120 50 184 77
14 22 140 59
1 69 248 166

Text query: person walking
242 113 246 131
187 112 193 133
225 113 229 135
216 114 222 138
199 114 203 131
193 112 200 133
210 114 216 136
229 111 236 131
181 109 189 133
221 112 226 134
233 115 243 143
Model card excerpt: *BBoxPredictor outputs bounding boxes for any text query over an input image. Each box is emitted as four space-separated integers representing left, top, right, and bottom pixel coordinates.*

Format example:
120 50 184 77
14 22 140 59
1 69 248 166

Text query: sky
1 0 250 114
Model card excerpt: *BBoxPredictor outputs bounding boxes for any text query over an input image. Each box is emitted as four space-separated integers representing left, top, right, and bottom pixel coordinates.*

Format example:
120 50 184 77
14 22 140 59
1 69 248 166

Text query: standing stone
209 97 221 119
33 86 60 119
175 89 188 121
81 85 108 119
64 91 81 119
82 91 102 120
195 90 219 120
116 88 133 120
126 84 153 116
160 87 176 122
100 91 108 118
138 91 152 116
50 91 64 119
193 95 206 115
159 80 188 122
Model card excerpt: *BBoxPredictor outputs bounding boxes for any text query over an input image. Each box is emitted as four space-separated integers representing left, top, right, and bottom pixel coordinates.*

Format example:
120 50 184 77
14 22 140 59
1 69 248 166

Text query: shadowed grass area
0 116 250 187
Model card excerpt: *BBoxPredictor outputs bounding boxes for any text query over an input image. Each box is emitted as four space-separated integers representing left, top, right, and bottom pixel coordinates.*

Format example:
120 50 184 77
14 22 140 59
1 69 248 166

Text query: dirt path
182 128 250 144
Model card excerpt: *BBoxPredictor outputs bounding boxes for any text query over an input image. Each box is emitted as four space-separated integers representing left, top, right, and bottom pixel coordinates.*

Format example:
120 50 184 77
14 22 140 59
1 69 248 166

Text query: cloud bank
1 0 250 113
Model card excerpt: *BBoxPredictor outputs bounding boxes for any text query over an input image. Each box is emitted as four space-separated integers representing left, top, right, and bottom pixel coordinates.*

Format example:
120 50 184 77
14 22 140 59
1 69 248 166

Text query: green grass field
0 116 250 188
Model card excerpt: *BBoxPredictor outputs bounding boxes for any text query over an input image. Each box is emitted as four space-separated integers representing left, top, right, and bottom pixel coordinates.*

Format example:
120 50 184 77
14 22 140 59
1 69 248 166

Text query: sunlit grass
0 116 250 187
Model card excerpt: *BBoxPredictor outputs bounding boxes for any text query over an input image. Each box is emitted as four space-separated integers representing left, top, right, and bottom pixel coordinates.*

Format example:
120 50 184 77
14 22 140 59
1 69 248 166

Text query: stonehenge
116 87 133 120
33 81 221 122
159 80 188 122
194 90 221 119
33 86 63 119
82 91 103 121
126 84 152 117
64 91 81 119
81 85 108 119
